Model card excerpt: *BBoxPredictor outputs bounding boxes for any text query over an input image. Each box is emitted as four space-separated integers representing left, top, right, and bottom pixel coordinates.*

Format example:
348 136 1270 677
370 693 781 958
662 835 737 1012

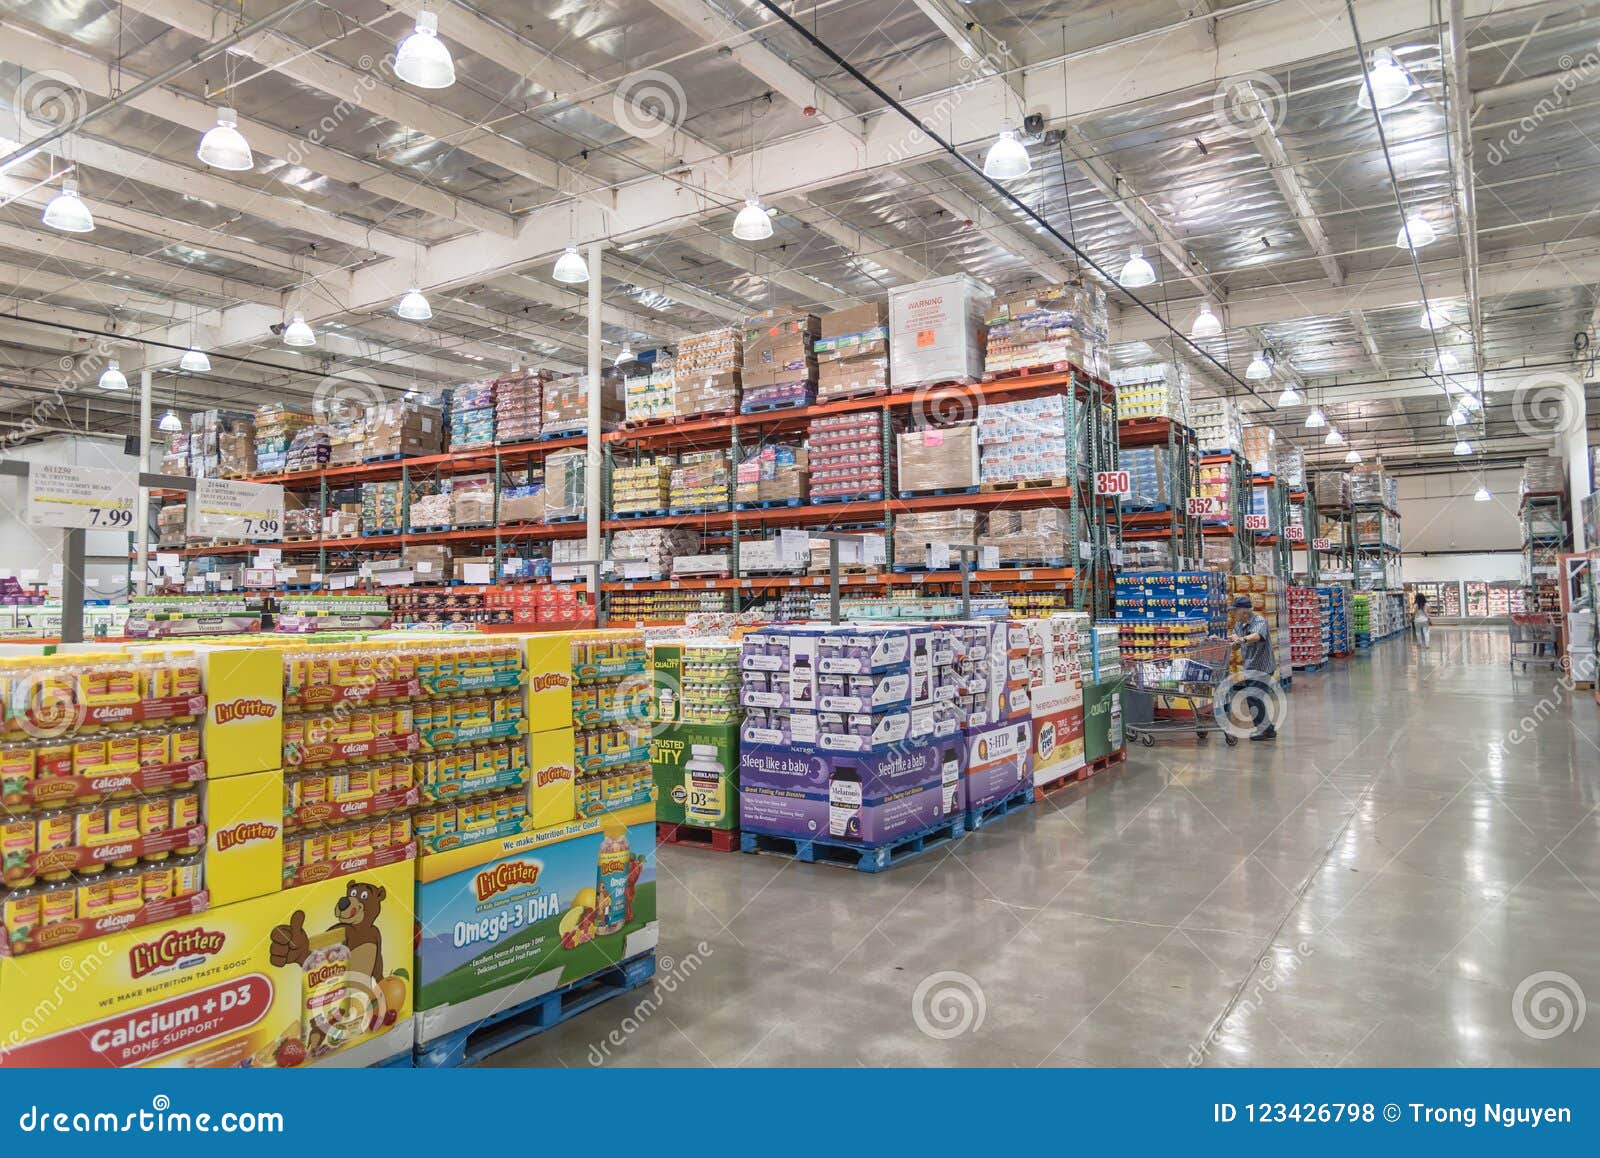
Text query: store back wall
1396 468 1524 554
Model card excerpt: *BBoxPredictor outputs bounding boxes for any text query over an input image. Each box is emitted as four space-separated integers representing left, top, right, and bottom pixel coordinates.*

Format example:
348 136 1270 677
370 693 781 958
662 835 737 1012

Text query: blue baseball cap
1232 595 1254 609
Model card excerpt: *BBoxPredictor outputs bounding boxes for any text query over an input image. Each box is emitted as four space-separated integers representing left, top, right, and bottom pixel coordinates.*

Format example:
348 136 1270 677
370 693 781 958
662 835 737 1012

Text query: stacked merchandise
1113 364 1189 422
737 624 985 845
1351 592 1406 641
808 411 886 501
1120 446 1177 510
1119 540 1175 571
734 443 808 507
1228 574 1289 685
888 274 992 389
282 506 322 539
738 535 809 576
564 635 653 822
1287 587 1326 668
980 509 1070 566
449 474 495 528
650 640 741 833
498 471 545 525
157 504 188 548
1313 471 1348 508
609 591 733 621
542 373 624 436
1351 592 1372 641
815 303 890 402
447 381 496 451
1189 398 1242 453
1019 616 1089 787
273 595 390 632
361 480 408 535
983 282 1110 378
977 395 1087 486
325 407 366 467
673 327 742 417
188 409 255 478
284 425 331 473
610 527 700 581
543 449 587 521
367 397 445 461
894 510 978 566
1319 585 1350 656
1523 454 1566 494
253 405 317 475
1241 425 1275 475
1275 443 1305 489
1567 609 1596 682
669 449 733 513
1347 464 1397 508
611 458 673 516
897 424 980 494
623 360 675 424
1112 571 1228 663
407 483 453 531
741 309 818 412
1084 623 1123 682
1080 623 1126 766
494 368 545 443
1249 486 1278 534
1195 458 1236 522
160 431 189 476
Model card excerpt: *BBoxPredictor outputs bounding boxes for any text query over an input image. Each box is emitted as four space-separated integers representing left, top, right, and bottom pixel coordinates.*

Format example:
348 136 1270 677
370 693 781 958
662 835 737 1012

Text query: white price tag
1079 540 1095 560
24 464 137 531
979 546 999 570
926 543 951 570
861 536 886 566
777 529 809 565
188 478 285 540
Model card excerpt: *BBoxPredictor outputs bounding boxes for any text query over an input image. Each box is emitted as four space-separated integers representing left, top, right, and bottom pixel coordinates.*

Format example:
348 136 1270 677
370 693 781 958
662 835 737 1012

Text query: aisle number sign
24 464 137 531
1244 513 1270 532
1094 470 1131 498
188 478 285 540
1285 525 1306 543
1186 496 1225 518
1312 537 1333 551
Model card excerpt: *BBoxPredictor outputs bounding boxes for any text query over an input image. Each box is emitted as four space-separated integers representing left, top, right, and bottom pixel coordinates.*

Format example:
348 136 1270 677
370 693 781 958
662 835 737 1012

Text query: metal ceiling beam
910 166 1072 283
1348 308 1388 376
1446 0 1487 377
636 0 866 142
670 230 863 309
779 196 940 284
0 24 514 237
604 254 749 323
908 0 1020 100
484 274 693 342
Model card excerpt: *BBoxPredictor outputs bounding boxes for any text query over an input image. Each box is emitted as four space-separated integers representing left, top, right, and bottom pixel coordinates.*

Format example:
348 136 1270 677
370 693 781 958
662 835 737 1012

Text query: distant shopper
1413 592 1431 647
1228 595 1278 741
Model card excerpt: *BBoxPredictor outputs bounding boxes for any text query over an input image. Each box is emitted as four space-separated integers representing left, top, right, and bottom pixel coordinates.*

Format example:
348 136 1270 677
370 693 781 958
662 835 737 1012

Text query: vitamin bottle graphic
940 745 961 816
595 817 631 935
685 743 726 826
828 763 862 839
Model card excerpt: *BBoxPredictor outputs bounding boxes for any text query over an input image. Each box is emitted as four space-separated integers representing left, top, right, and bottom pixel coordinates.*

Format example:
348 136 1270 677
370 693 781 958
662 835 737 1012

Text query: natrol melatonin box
738 740 956 844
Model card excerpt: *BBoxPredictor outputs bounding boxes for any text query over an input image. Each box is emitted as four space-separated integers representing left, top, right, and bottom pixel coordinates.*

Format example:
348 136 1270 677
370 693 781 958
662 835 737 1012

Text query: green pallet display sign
652 720 739 829
1082 676 1126 763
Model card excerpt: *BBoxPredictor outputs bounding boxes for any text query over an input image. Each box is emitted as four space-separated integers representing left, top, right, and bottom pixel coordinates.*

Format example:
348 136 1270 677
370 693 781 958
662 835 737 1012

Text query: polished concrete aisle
498 627 1600 1067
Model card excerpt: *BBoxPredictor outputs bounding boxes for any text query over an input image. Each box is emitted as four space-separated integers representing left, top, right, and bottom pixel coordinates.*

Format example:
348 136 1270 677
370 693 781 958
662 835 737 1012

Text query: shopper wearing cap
1228 594 1278 741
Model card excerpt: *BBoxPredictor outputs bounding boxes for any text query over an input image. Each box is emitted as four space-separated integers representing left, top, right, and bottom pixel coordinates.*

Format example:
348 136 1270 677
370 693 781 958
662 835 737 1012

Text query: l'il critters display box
0 858 415 1068
412 806 657 1047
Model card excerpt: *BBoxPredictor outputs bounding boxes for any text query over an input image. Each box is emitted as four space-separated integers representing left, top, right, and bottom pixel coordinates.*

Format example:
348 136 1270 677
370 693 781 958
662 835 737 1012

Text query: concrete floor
495 626 1600 1067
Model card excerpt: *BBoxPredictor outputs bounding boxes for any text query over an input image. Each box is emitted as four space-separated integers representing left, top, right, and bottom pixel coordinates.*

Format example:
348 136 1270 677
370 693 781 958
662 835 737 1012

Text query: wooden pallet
979 477 1073 493
1034 749 1128 799
656 822 739 852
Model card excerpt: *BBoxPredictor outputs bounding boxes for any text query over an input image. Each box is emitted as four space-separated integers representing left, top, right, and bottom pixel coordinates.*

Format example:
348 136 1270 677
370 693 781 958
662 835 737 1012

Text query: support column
585 243 604 604
1565 378 1591 552
136 368 153 594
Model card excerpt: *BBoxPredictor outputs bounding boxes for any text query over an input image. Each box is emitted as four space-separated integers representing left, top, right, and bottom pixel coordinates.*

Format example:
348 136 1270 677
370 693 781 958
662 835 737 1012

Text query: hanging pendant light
1355 47 1413 111
197 107 254 171
1433 351 1460 374
1189 302 1222 338
1119 246 1155 288
396 288 432 320
1324 427 1344 446
1453 439 1472 456
1445 407 1469 426
179 346 211 372
159 409 183 434
1474 484 1491 502
1305 406 1327 429
731 197 774 242
1344 448 1363 464
282 313 316 348
98 360 128 391
1395 215 1436 250
1419 305 1450 331
616 342 634 366
1277 385 1302 407
395 9 455 89
552 246 589 284
1454 387 1482 411
1245 350 1271 380
982 125 1031 181
42 177 94 233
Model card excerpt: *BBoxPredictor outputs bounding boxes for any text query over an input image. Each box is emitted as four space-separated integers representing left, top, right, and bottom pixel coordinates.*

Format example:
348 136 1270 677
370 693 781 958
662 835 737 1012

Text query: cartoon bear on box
270 879 387 980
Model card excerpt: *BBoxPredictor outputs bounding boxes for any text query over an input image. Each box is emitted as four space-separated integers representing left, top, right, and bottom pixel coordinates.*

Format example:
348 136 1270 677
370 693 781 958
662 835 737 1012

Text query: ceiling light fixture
1245 350 1271 380
1305 406 1327 429
1324 427 1344 446
98 360 128 391
982 125 1031 181
1419 305 1450 330
282 313 315 348
1344 447 1363 464
1453 439 1472 456
1396 215 1437 250
158 409 183 433
395 9 455 89
1119 247 1155 288
179 347 211 373
1355 47 1413 110
1190 302 1222 338
1277 384 1302 407
1433 351 1460 374
732 196 775 241
1474 484 1491 502
42 177 94 233
396 288 432 321
196 107 253 171
616 342 634 365
552 246 589 284
1445 407 1468 426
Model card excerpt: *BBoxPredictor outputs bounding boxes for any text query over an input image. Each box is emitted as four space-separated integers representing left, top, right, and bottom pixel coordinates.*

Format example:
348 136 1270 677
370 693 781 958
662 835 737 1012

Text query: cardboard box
888 274 992 388
743 310 819 361
652 720 738 830
821 302 888 339
818 355 889 399
738 741 949 844
542 374 624 435
896 425 980 493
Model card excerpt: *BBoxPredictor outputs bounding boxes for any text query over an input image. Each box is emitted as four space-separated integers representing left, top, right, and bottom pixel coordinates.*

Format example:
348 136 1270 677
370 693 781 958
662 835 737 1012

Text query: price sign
1186 496 1224 518
1244 513 1270 532
1312 537 1333 551
188 478 285 540
925 543 952 570
24 464 137 531
1094 470 1131 498
1285 525 1306 543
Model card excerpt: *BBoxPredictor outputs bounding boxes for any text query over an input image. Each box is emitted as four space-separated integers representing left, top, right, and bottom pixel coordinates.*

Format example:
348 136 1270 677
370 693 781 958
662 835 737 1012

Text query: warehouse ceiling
0 0 1594 475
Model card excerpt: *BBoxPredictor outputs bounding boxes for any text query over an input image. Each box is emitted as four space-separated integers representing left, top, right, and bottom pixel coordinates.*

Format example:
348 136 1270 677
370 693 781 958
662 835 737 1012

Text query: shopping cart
1122 638 1239 748
1508 612 1560 671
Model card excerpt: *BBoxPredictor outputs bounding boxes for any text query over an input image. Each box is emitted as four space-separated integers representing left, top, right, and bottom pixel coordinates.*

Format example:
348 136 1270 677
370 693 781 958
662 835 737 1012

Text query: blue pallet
740 816 966 873
363 453 406 463
409 525 451 534
361 528 404 538
371 1049 414 1069
414 951 657 1068
536 429 581 441
811 491 884 505
1293 661 1327 674
611 509 664 520
996 557 1069 569
667 504 730 516
280 583 324 592
544 513 585 524
965 784 1035 831
739 398 813 414
1121 502 1173 513
898 486 980 498
734 498 803 510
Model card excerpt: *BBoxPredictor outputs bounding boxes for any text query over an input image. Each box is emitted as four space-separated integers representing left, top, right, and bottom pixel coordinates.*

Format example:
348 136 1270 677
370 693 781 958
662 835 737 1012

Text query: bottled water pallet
965 784 1035 832
656 821 739 852
739 816 965 873
414 951 657 1068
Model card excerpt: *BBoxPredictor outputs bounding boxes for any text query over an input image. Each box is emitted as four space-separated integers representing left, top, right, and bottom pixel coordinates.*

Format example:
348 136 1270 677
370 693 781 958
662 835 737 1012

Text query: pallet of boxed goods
494 368 546 444
815 302 890 401
896 424 980 496
672 326 742 419
542 373 624 437
741 309 818 412
888 274 991 389
982 281 1110 380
